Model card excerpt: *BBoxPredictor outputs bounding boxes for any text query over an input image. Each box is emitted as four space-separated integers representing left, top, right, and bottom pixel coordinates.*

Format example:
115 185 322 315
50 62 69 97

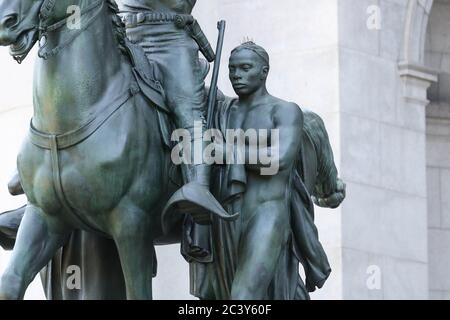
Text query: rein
38 0 104 59
29 0 138 236
28 81 140 238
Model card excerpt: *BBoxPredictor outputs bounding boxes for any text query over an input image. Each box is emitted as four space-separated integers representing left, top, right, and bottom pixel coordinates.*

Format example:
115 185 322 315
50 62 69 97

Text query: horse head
0 0 42 63
0 0 108 63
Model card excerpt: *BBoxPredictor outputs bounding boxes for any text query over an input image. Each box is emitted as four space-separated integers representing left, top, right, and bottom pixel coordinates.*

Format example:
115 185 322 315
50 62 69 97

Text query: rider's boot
161 134 238 233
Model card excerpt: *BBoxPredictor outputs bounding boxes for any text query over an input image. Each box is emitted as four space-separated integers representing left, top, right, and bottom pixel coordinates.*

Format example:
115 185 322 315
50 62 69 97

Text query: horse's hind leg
110 204 155 300
0 204 71 299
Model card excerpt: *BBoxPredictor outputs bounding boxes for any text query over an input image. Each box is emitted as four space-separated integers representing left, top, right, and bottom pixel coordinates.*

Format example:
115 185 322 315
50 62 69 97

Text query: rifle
206 20 226 129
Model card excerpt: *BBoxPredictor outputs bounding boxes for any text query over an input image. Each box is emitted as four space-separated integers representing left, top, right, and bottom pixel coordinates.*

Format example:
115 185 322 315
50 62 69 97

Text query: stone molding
398 61 438 105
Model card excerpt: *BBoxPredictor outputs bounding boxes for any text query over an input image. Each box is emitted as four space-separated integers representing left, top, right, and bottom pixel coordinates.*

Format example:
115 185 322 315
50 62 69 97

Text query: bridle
37 0 104 59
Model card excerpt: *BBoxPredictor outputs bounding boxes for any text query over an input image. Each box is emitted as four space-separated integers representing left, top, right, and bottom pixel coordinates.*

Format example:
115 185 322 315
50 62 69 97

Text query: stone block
426 167 441 228
428 229 450 291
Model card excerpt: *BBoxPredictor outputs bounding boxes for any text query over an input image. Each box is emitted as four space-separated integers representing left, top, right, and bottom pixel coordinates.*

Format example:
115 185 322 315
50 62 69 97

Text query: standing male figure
190 42 335 300
226 42 307 299
116 0 229 223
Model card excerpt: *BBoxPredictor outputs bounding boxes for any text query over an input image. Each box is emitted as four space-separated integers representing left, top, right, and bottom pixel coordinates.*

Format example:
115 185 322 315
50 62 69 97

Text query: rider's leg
125 23 210 188
0 204 71 300
230 201 290 300
125 23 236 228
110 202 155 300
163 94 236 227
155 36 234 225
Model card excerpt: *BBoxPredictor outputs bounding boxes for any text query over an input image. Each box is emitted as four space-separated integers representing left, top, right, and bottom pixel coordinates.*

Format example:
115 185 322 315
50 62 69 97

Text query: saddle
124 39 174 149
124 38 211 151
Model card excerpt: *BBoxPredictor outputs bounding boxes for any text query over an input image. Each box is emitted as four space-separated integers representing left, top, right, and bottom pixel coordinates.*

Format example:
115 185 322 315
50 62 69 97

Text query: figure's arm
246 103 304 174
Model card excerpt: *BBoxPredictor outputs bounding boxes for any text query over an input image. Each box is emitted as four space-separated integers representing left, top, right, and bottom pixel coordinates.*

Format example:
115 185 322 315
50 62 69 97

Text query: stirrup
161 181 239 234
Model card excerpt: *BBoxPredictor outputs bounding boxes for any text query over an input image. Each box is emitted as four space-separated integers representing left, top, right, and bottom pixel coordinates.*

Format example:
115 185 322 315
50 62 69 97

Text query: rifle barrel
206 20 226 129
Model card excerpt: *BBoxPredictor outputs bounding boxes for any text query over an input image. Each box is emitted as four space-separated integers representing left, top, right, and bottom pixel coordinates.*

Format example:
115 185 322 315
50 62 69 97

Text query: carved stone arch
398 0 437 105
401 0 434 64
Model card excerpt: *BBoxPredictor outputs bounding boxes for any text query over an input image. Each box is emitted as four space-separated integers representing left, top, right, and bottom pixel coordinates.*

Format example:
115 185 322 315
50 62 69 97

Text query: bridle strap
39 0 57 22
38 0 104 60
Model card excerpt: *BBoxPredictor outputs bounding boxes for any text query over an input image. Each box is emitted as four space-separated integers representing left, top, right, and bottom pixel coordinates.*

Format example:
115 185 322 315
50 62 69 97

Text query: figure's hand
190 211 212 225
171 196 212 225
313 179 346 209
210 138 226 164
183 215 211 259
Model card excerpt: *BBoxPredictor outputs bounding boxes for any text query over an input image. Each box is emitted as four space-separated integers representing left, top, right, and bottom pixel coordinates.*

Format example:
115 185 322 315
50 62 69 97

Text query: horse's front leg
110 203 156 300
0 204 71 300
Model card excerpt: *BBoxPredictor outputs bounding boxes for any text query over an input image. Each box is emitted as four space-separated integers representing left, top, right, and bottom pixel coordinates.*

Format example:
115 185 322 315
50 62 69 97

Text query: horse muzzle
0 1 41 62
0 13 20 46
0 25 38 63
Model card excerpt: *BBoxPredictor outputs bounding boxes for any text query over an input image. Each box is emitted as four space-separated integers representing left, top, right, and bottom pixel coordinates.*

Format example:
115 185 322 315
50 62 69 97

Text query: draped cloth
39 231 127 300
0 206 126 299
186 97 331 300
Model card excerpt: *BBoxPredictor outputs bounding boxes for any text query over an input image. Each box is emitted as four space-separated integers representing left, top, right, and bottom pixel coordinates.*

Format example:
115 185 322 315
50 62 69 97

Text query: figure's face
229 49 269 97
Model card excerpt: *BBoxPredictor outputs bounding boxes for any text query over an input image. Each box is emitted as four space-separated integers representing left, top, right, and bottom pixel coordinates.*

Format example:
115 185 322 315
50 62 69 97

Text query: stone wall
338 0 431 299
427 103 450 299
425 0 450 300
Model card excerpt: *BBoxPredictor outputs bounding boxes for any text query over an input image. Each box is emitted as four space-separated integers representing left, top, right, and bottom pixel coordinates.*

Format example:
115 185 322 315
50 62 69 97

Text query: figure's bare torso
228 99 292 206
117 0 196 13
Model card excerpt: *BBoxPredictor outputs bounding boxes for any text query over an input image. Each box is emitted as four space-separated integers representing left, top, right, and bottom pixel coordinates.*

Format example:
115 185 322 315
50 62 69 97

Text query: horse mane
105 0 129 56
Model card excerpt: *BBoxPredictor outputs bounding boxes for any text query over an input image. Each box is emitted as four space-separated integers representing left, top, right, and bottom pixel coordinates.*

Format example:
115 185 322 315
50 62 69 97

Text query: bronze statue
188 42 345 300
0 0 236 300
0 0 344 300
117 0 231 226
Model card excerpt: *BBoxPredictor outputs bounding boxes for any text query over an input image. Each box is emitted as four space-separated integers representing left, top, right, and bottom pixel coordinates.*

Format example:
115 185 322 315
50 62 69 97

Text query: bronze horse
0 0 187 299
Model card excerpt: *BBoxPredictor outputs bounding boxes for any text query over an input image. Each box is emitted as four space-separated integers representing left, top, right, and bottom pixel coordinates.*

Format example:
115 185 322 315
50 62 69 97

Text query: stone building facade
0 0 449 299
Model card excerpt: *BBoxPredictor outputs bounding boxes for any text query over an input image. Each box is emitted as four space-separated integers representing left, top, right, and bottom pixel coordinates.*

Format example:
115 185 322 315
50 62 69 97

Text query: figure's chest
243 114 275 132
228 106 275 132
